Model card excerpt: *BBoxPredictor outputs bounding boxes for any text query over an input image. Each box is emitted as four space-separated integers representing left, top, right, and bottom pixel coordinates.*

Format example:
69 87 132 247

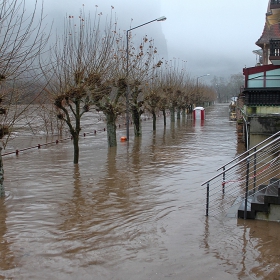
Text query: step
238 178 280 219
252 185 267 203
265 184 278 196
237 196 254 219
264 178 280 205
238 185 269 219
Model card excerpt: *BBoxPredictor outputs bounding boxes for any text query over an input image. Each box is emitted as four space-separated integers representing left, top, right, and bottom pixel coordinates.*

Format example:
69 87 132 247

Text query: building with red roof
239 0 280 148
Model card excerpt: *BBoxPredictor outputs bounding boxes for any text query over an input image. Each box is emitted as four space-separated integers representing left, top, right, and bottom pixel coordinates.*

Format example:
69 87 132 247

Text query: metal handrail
217 130 280 171
203 131 280 218
201 135 280 186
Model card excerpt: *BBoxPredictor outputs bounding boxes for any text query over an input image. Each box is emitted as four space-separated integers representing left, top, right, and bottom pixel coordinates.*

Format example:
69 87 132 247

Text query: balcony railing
270 0 280 9
270 39 280 65
270 39 280 57
245 92 280 106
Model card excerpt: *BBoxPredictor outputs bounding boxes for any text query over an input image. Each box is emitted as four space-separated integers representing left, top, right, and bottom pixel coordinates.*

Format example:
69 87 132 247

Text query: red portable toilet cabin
193 107 205 120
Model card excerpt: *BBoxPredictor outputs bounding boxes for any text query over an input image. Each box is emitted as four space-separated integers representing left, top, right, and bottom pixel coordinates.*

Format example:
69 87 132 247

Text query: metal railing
218 130 280 171
271 0 280 6
270 39 280 57
201 131 280 218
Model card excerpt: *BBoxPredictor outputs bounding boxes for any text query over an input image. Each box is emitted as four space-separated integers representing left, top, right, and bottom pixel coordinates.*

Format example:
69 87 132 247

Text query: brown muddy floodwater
0 104 280 280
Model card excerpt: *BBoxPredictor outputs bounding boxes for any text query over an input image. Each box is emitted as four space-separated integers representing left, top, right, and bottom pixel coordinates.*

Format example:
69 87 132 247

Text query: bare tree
0 0 49 195
199 84 216 106
90 32 163 144
43 8 117 163
160 60 187 123
176 75 196 119
126 35 162 136
144 87 161 131
0 0 48 79
89 72 127 147
0 0 49 142
143 66 165 131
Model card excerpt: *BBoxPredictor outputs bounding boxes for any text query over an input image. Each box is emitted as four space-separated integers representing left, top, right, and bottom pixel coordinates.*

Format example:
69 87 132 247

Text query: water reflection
0 198 14 274
161 127 166 146
58 165 85 234
2 104 279 279
131 137 141 170
203 215 280 280
237 219 280 279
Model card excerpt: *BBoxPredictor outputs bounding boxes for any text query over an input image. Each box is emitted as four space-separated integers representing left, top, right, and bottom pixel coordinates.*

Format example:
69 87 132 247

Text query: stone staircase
202 131 280 219
238 178 280 220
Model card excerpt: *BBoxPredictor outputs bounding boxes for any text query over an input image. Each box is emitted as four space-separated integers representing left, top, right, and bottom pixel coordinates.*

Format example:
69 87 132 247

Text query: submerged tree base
0 150 4 197
106 117 117 147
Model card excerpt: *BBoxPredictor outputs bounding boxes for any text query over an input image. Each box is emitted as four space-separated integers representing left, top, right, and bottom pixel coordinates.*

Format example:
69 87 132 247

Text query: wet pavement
0 104 280 279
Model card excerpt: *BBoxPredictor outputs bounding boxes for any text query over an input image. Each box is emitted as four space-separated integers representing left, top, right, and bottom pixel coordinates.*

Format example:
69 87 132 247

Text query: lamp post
196 74 210 106
126 16 167 141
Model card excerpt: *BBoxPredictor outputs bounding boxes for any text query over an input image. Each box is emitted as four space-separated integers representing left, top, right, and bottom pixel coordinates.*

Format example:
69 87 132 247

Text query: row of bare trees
0 2 216 170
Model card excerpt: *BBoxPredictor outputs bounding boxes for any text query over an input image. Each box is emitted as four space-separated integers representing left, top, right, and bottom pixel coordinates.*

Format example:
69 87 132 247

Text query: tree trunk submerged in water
162 109 166 126
73 101 81 164
152 110 156 131
0 148 4 197
177 108 181 120
170 106 175 122
132 107 142 137
182 106 186 121
73 134 79 164
106 113 117 147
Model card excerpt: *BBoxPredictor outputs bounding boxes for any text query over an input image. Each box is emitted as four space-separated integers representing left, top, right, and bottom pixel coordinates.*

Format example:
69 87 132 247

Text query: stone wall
249 115 280 135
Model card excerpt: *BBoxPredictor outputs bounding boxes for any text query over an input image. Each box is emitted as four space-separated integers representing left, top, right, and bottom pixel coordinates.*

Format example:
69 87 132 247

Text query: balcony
270 39 280 65
270 0 280 9
243 88 280 106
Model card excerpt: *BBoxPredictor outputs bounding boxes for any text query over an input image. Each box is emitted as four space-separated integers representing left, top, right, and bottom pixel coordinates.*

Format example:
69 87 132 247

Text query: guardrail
201 132 280 218
2 129 101 157
1 112 169 157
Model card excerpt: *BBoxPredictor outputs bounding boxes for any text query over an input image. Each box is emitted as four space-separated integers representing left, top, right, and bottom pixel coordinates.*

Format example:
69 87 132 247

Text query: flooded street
0 104 280 279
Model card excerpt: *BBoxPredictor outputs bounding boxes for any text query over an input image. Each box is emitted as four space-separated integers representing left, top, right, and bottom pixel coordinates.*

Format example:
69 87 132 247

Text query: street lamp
196 74 210 106
126 16 167 141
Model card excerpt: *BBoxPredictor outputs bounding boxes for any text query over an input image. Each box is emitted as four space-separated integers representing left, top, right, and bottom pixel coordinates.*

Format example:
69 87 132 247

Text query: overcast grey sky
37 0 268 79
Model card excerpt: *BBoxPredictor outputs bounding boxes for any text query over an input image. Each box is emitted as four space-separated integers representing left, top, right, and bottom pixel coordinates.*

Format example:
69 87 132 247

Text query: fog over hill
26 0 268 80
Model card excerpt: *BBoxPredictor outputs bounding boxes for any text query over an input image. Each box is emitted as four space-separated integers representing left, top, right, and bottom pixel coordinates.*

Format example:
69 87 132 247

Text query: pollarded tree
144 89 161 131
184 79 197 113
175 75 195 120
130 80 144 137
0 0 48 80
143 69 165 131
199 84 216 106
161 59 187 122
85 11 127 148
0 0 49 141
125 34 163 137
89 31 163 144
158 95 168 126
0 0 49 195
89 73 127 147
87 27 128 147
149 67 169 127
43 9 116 163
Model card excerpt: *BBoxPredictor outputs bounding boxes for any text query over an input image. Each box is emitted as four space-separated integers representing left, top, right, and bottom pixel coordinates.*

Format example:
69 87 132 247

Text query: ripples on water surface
0 104 280 279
